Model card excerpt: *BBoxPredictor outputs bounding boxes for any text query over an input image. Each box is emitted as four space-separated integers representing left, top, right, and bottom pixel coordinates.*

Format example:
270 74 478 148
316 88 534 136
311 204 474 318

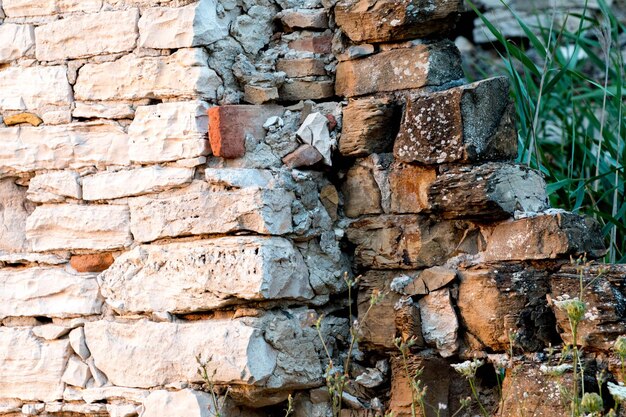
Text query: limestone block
140 389 214 417
83 166 194 201
35 9 139 61
339 96 400 157
335 0 465 43
99 236 314 313
73 102 135 120
62 356 91 388
2 0 102 16
69 327 90 360
394 77 517 164
347 215 479 269
129 181 293 242
482 212 606 261
276 58 326 78
26 204 132 251
0 65 72 112
428 163 549 219
0 267 102 319
335 41 463 97
0 122 129 176
84 319 278 388
0 179 30 252
27 171 82 203
418 288 458 357
75 49 221 101
139 0 229 49
0 23 34 63
0 327 70 401
129 101 209 163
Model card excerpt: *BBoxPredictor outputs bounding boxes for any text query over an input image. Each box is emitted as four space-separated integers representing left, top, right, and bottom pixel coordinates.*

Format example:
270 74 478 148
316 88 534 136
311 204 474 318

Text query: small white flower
451 359 484 378
540 364 572 376
608 382 626 401
438 403 447 410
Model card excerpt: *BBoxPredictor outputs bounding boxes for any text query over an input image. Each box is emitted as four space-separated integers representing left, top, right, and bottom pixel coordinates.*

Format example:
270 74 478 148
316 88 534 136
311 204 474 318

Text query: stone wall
0 1 623 417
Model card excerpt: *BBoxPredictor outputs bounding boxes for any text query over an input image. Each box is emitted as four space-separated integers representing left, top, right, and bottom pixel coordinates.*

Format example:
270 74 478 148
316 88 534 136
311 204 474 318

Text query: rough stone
418 288 458 357
244 85 279 105
26 204 132 251
35 9 139 61
419 266 457 292
339 96 400 157
296 112 333 165
0 122 129 176
129 101 209 164
70 253 115 273
0 327 70 401
83 166 194 201
282 144 323 168
141 389 214 417
0 23 34 63
129 181 293 242
280 8 328 30
335 0 465 43
482 212 606 261
288 33 332 54
62 356 91 388
84 319 278 388
208 105 284 158
69 327 90 360
0 65 72 112
346 215 479 269
276 58 326 78
2 0 103 17
0 267 102 319
335 41 463 97
99 236 314 314
32 324 71 341
0 179 30 253
75 49 221 101
3 112 42 126
27 171 82 203
389 163 437 214
73 102 135 120
394 77 517 164
139 0 230 49
342 162 383 218
428 163 549 219
279 79 335 101
231 4 277 55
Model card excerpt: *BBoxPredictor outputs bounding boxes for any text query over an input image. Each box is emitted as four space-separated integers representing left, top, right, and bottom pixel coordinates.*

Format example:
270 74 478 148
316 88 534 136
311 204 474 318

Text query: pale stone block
73 102 135 119
0 65 72 112
26 204 132 251
82 166 194 201
62 356 91 388
35 9 138 61
0 178 30 252
75 49 221 101
32 324 71 340
99 236 314 314
0 327 70 401
139 0 229 49
2 0 55 17
27 171 82 203
0 23 34 63
84 319 278 388
419 288 459 358
129 180 293 242
0 267 102 319
69 327 90 360
0 122 129 176
141 389 214 417
57 0 103 14
128 101 209 163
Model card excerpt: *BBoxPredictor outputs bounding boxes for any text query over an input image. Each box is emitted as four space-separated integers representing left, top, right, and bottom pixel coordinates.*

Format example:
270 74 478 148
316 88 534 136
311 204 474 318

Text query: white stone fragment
204 168 275 189
84 319 278 388
45 402 106 414
69 327 90 360
129 180 293 242
0 399 23 414
32 324 70 340
296 112 333 166
83 166 194 201
0 122 129 176
108 404 141 417
99 236 313 314
22 403 44 415
75 49 221 101
140 389 214 417
78 386 150 404
27 171 82 203
173 156 207 168
62 356 91 388
128 101 209 163
0 267 102 319
0 178 30 252
0 327 70 401
0 65 72 112
0 251 68 264
418 288 459 358
73 102 135 119
0 23 34 63
41 109 72 125
26 204 132 251
2 0 55 17
139 0 229 49
35 9 139 61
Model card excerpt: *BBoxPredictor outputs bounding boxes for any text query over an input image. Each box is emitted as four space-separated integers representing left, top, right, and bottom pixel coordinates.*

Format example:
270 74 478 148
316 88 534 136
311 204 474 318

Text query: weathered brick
335 41 463 97
288 33 333 54
276 58 326 78
279 79 334 101
280 8 328 30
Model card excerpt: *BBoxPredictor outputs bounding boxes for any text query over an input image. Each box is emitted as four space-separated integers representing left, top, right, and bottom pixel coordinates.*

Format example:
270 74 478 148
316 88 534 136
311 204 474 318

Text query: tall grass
466 0 626 263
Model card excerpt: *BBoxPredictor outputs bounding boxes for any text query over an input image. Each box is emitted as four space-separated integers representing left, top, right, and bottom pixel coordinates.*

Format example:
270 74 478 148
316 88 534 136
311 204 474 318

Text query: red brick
70 253 115 273
288 34 333 54
208 105 284 159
